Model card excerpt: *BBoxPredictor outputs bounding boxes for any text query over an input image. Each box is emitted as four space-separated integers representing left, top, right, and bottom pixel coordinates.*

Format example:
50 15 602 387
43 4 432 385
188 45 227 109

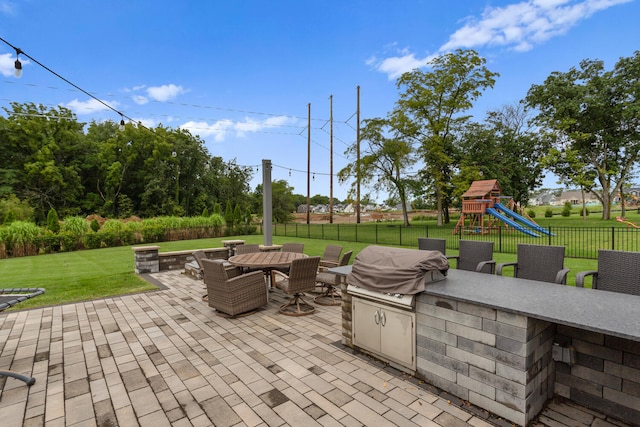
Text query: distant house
530 192 557 206
558 190 600 206
311 204 329 213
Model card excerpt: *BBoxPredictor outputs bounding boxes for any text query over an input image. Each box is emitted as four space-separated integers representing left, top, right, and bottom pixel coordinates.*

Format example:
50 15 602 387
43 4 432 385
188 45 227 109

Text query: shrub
3 210 16 225
562 202 572 217
213 203 221 215
545 208 553 218
0 195 34 222
46 208 60 233
141 223 167 243
527 209 536 218
35 234 61 254
202 207 209 217
90 219 100 232
58 232 78 252
224 201 234 230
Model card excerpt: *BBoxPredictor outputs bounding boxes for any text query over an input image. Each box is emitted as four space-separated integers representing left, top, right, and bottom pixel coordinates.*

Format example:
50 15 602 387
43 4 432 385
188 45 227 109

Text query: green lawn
0 234 599 311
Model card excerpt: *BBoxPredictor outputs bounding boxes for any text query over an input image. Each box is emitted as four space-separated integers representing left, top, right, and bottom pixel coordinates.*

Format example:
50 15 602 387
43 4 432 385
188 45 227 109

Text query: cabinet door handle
374 310 380 325
380 310 386 327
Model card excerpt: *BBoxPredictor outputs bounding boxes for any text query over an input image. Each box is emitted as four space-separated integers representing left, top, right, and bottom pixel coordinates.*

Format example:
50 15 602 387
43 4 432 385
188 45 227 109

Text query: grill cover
347 245 449 295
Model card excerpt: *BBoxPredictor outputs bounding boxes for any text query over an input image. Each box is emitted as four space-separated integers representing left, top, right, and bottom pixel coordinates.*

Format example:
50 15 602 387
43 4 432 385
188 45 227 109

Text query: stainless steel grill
346 284 415 308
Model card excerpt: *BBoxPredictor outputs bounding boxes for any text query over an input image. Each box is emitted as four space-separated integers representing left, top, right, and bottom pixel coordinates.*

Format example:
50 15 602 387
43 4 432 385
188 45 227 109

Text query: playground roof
461 179 501 198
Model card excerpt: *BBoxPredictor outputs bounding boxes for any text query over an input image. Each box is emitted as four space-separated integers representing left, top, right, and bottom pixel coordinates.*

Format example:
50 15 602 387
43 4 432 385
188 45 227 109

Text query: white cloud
132 95 149 105
65 98 118 115
180 115 297 142
0 53 15 76
440 0 632 52
0 1 17 15
374 51 439 80
371 0 631 79
146 84 185 102
181 119 234 142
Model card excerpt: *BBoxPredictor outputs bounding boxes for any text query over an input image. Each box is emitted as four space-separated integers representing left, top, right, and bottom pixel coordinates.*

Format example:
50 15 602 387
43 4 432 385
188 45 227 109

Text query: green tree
224 200 234 232
46 208 60 233
340 114 418 226
252 180 296 223
525 51 640 220
454 104 546 206
0 103 90 222
233 204 243 233
395 49 499 225
0 194 34 222
3 210 16 225
541 147 597 220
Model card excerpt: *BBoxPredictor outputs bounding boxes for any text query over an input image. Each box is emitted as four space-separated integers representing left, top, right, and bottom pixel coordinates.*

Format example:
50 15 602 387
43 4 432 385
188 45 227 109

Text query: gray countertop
331 265 640 341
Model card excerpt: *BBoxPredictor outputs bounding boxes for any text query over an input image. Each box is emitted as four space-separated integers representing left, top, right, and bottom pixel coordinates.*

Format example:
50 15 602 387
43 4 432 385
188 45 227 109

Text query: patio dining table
228 251 308 286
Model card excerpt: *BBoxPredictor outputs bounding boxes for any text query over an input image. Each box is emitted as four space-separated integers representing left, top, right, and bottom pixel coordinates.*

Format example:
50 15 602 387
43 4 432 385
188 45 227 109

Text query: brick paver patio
0 271 632 426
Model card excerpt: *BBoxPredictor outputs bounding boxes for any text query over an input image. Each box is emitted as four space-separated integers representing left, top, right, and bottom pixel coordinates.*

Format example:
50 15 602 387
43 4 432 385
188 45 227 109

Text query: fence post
399 225 402 246
548 226 552 246
322 223 324 240
498 224 503 253
612 227 615 250
375 223 378 244
355 223 358 242
337 224 340 241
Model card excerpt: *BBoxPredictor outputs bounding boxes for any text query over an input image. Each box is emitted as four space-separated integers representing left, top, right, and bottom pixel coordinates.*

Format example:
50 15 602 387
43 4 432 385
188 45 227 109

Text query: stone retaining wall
133 246 229 275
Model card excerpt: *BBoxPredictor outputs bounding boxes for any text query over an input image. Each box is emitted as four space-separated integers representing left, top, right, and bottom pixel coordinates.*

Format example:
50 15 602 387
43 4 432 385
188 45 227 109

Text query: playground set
453 179 552 237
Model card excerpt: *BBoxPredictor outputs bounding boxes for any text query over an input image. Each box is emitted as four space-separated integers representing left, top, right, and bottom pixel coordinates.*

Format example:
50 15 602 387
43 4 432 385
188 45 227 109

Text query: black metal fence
272 223 640 259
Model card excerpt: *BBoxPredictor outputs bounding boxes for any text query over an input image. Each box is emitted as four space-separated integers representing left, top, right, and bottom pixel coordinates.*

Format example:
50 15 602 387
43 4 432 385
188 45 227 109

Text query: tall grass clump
0 220 41 256
60 216 89 250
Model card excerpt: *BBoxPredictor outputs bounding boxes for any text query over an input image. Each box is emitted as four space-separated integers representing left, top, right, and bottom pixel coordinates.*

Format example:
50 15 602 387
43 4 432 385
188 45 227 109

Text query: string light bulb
14 48 22 78
119 115 125 131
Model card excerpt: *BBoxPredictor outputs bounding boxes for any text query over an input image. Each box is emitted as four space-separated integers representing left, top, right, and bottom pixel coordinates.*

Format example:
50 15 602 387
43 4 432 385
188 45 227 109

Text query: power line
1 78 361 125
0 36 135 125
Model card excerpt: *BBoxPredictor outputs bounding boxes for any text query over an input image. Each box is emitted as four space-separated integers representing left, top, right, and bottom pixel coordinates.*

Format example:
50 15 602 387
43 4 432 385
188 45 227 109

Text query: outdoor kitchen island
333 264 640 427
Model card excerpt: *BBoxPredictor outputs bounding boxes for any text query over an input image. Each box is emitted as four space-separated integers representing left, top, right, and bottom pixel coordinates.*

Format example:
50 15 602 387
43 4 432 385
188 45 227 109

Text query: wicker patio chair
418 238 447 254
202 259 267 317
319 245 343 269
274 243 305 274
184 249 207 277
497 244 569 284
282 242 304 253
576 249 640 295
449 240 496 274
315 250 353 306
272 256 321 316
1 287 45 386
234 244 260 255
233 244 261 272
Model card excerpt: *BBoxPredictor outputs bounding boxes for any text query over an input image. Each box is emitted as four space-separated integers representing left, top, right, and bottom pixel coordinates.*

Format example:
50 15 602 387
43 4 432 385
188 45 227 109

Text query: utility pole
356 86 361 224
306 103 311 225
329 95 334 224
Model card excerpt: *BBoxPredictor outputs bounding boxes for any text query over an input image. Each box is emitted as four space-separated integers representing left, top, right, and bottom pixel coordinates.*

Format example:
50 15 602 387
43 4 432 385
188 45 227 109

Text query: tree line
0 102 257 224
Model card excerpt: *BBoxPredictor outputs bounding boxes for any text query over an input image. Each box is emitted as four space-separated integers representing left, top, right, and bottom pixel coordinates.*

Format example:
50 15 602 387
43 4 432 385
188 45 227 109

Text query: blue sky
1 0 638 202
